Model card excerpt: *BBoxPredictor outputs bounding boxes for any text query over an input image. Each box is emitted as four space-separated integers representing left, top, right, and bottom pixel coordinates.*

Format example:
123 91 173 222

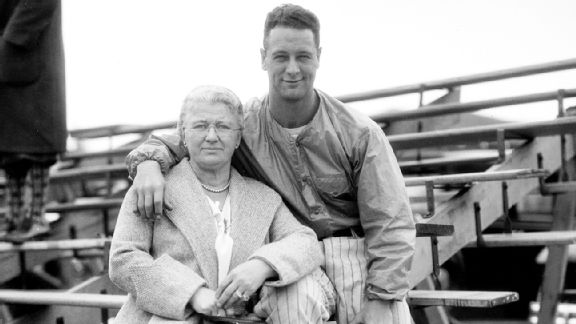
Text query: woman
109 86 327 323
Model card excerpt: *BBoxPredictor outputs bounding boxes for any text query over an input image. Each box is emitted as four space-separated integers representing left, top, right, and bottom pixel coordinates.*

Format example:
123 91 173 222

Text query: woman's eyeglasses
187 122 242 136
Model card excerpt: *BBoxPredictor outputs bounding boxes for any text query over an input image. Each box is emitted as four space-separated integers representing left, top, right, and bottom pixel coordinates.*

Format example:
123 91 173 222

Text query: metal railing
337 57 576 103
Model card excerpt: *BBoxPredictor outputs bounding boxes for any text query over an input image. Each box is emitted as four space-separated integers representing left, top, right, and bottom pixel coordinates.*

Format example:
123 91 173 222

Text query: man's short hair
263 4 320 49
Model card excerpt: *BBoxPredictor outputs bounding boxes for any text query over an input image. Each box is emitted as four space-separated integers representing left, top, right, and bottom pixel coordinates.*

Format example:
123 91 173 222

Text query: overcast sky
62 0 576 130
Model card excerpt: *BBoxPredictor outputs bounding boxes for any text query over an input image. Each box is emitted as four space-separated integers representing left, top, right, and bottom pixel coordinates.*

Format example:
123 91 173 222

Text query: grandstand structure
1 58 576 323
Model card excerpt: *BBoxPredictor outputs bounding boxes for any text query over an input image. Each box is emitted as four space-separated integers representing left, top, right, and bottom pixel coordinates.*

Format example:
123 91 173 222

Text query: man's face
261 27 321 102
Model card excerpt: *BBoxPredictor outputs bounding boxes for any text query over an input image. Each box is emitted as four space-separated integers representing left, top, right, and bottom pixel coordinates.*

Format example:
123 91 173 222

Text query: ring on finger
235 290 250 301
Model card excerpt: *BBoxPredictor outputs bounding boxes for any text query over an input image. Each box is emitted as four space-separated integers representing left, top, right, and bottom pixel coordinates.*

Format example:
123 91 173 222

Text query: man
127 4 415 323
0 0 66 242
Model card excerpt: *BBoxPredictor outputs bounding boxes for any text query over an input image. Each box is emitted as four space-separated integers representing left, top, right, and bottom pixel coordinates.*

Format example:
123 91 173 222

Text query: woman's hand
215 259 276 309
190 287 219 315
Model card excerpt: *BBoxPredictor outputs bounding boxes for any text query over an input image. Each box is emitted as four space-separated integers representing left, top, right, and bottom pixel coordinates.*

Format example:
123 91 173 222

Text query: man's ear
260 48 267 71
317 47 322 64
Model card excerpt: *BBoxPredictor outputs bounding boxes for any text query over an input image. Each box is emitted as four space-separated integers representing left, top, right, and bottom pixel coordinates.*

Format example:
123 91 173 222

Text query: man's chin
279 90 306 102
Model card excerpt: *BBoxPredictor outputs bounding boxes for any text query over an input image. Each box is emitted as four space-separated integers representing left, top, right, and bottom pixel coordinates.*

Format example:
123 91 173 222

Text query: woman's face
182 102 241 172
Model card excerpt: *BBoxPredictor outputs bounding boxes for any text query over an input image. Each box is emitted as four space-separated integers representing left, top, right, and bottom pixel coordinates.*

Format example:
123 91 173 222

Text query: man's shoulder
317 89 381 133
244 96 265 117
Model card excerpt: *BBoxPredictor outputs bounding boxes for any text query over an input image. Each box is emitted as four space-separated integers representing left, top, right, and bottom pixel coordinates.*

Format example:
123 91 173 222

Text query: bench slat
467 231 576 248
0 238 111 253
408 290 519 307
0 289 518 309
45 198 124 213
0 290 126 309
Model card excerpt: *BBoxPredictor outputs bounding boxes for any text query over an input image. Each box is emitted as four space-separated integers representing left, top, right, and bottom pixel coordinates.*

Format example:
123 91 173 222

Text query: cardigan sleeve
249 202 322 287
109 188 206 320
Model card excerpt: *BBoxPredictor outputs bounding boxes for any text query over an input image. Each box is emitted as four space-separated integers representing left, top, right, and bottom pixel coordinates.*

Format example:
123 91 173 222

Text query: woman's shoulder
235 171 281 201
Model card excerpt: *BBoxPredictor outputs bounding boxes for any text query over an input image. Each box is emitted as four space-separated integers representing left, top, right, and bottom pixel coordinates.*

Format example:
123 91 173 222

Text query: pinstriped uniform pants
323 237 413 324
254 268 334 323
255 237 412 323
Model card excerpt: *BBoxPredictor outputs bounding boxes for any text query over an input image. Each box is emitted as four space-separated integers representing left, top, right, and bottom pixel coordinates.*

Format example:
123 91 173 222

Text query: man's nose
286 57 300 74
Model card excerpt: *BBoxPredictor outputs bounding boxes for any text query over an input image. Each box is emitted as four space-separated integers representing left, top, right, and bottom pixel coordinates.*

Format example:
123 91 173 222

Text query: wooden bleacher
2 58 576 323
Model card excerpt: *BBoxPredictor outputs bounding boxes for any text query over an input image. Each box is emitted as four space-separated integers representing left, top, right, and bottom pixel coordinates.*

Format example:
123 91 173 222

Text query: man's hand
190 287 220 315
132 160 165 220
350 299 407 324
215 259 276 309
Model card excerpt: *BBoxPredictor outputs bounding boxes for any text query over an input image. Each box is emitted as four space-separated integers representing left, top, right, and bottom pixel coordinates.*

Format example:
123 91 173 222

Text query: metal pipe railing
0 290 125 309
337 57 576 103
370 88 576 123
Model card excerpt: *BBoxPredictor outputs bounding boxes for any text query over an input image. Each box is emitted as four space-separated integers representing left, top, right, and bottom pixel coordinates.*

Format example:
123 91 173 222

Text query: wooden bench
404 168 548 187
399 151 499 174
0 238 110 254
466 231 576 248
0 289 518 310
69 121 176 139
45 198 123 236
388 117 576 150
50 163 127 183
45 198 123 214
371 88 576 123
0 290 125 309
61 147 134 162
408 290 518 308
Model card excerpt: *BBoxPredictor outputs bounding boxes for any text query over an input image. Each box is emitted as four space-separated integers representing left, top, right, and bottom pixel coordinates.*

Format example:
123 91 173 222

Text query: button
311 205 323 214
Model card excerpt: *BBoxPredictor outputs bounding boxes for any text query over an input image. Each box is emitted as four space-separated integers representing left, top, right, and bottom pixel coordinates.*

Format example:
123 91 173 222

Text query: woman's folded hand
215 259 276 309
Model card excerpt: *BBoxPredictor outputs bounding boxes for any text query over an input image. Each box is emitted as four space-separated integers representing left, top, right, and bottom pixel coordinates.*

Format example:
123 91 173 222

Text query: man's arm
126 132 187 218
355 126 416 299
352 126 416 323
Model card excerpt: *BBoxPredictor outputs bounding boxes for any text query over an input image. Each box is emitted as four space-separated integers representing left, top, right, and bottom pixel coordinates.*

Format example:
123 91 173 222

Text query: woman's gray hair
177 85 243 139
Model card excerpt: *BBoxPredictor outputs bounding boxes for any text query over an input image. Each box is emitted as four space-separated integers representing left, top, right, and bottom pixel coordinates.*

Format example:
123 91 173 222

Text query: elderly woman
109 86 329 323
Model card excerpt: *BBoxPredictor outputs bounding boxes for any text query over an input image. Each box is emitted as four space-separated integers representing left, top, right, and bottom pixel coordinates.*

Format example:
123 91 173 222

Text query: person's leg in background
1 156 52 241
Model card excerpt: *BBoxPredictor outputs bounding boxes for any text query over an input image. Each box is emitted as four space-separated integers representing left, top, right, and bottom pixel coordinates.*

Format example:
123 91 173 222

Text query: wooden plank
45 198 123 213
404 168 548 186
465 231 576 248
50 164 127 182
407 290 519 308
388 117 576 150
0 290 126 309
61 147 134 161
0 289 519 310
372 88 576 123
408 135 575 288
69 121 176 139
399 152 499 174
0 238 111 253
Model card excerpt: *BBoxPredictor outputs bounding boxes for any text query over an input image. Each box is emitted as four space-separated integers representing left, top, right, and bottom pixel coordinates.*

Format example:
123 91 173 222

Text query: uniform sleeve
3 0 58 49
126 131 188 179
109 188 206 320
354 126 416 301
249 202 322 287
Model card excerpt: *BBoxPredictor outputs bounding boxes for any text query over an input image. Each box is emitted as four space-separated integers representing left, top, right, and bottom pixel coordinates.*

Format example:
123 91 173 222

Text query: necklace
200 180 230 193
